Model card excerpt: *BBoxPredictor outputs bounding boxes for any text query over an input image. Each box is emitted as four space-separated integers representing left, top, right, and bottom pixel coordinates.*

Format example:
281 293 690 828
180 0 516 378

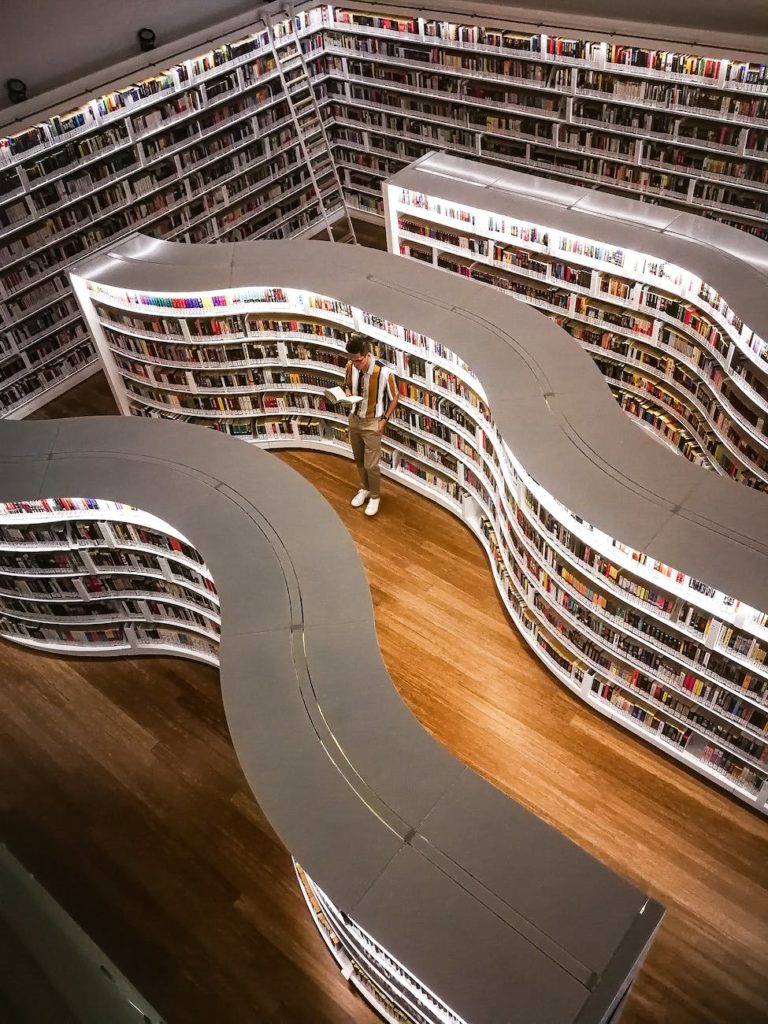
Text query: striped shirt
344 357 398 419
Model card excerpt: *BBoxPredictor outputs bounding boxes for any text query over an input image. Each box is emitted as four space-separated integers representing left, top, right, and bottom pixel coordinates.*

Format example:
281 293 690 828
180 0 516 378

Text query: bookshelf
1 2 767 419
0 3 350 419
295 862 467 1024
321 5 768 236
383 154 768 490
0 496 219 664
68 234 768 816
1 414 663 1024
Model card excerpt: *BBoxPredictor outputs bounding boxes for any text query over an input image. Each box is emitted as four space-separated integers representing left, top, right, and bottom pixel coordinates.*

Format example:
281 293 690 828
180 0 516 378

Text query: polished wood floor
7 278 768 1022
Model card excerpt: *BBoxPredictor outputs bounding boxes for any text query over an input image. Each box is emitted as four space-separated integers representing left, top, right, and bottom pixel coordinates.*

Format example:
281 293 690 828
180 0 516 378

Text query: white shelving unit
2 2 767 418
321 5 768 235
0 497 220 665
383 154 768 490
0 4 347 419
64 240 768 816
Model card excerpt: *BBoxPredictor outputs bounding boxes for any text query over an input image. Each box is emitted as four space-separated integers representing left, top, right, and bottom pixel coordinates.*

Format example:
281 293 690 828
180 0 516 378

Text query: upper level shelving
0 3 348 419
323 5 768 235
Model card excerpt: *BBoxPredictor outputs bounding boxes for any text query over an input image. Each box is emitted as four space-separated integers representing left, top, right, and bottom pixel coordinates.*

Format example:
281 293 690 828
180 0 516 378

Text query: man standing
343 333 399 517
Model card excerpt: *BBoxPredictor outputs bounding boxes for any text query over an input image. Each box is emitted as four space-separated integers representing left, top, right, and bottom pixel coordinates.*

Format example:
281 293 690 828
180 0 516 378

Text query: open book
324 386 364 406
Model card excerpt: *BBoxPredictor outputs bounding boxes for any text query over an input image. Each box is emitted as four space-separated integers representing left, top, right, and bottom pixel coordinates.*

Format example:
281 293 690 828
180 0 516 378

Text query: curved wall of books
67 235 768 813
1 0 767 419
385 154 768 490
0 497 219 663
0 416 663 1024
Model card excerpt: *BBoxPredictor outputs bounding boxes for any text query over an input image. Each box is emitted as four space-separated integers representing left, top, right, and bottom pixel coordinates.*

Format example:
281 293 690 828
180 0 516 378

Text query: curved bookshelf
385 157 768 490
0 497 219 664
65 235 768 814
0 416 663 1024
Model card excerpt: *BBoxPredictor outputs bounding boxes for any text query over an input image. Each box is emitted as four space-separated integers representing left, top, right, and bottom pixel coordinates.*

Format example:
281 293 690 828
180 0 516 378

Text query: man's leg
362 424 382 499
348 416 369 491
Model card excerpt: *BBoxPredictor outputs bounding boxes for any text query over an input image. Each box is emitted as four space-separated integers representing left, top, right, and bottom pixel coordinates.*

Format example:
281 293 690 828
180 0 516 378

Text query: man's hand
377 417 387 433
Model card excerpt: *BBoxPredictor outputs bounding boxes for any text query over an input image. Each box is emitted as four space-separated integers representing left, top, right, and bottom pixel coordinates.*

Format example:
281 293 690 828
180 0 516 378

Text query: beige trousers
348 415 382 498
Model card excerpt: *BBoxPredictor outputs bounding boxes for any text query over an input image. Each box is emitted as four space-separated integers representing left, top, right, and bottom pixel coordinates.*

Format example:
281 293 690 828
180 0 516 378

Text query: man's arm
343 359 352 397
378 372 399 431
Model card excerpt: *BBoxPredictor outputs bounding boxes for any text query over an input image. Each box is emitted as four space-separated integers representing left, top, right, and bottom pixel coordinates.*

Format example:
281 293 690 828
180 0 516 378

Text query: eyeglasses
350 354 367 364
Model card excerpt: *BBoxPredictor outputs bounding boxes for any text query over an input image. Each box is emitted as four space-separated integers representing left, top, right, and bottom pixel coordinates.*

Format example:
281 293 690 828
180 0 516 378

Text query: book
323 385 363 406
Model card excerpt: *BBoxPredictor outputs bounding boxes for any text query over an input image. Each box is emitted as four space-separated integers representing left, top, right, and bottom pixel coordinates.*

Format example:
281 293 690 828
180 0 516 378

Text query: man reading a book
344 333 399 517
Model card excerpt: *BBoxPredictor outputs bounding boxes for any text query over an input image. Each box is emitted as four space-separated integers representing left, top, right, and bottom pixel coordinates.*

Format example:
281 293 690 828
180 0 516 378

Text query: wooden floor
6 308 768 1021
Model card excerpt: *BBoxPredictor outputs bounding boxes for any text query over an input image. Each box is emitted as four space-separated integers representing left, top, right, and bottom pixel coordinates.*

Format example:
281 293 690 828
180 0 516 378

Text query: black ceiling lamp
137 27 157 53
6 79 27 104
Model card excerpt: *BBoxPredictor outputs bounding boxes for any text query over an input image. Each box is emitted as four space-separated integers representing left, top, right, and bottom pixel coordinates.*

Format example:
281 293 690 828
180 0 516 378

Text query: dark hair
346 333 371 356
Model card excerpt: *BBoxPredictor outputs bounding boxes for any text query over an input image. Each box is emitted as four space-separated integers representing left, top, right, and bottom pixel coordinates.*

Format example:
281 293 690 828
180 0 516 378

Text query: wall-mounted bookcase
383 154 768 490
66 236 768 816
0 496 219 664
321 5 768 237
0 4 350 419
1 2 766 419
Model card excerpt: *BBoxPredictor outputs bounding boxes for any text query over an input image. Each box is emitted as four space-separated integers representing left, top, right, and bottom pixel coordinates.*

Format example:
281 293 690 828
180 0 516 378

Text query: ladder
266 7 357 244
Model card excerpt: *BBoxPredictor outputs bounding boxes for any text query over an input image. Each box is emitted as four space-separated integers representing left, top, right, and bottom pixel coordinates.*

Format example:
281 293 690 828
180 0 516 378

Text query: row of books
1 96 315 306
101 288 287 310
593 679 693 746
398 193 756 352
534 550 761 726
335 45 766 132
333 11 766 88
518 508 738 691
475 276 754 468
552 550 767 701
0 620 126 644
0 12 316 162
397 215 766 486
1 343 96 415
1 497 108 516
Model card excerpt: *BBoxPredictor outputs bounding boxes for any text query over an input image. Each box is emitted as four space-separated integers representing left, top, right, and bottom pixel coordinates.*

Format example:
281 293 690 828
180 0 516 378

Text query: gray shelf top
386 152 768 351
71 235 768 612
0 415 662 1024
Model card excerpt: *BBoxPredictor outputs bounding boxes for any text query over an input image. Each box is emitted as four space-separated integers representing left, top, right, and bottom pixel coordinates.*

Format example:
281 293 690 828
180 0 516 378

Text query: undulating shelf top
70 235 768 612
0 416 662 1024
386 152 768 346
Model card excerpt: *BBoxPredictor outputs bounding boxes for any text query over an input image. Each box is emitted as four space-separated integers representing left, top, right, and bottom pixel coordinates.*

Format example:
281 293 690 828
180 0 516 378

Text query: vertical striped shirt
344 357 398 418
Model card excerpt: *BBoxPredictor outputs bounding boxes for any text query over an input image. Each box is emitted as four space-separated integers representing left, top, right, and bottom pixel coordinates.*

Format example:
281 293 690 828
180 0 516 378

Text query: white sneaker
365 497 380 517
351 489 370 508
